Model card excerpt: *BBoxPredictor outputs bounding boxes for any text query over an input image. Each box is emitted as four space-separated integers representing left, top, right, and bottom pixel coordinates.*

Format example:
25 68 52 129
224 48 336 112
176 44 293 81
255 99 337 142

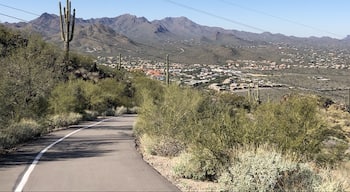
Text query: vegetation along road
0 115 180 192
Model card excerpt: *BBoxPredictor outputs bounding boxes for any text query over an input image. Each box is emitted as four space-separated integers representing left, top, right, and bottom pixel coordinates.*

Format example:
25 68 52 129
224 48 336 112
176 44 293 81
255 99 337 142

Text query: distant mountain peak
29 12 58 25
37 13 57 20
343 35 350 41
163 16 189 20
117 14 149 24
161 16 195 25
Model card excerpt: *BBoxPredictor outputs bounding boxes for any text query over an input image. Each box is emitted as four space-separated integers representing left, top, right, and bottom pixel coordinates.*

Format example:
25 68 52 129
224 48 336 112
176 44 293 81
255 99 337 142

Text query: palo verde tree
59 0 75 64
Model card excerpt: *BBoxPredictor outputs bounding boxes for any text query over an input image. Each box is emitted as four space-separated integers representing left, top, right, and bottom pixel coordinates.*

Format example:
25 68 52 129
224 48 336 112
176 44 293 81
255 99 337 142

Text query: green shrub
82 110 99 121
251 95 332 160
48 112 82 129
0 119 42 149
131 75 164 107
135 84 245 180
316 137 349 167
136 83 243 148
173 148 222 181
133 88 160 137
0 32 61 123
135 79 348 185
102 108 116 116
49 78 130 115
218 145 345 192
49 80 89 114
139 134 158 155
93 79 130 112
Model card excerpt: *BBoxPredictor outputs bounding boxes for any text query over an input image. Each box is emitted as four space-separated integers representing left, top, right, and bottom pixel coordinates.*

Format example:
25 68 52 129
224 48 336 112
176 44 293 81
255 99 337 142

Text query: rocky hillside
5 13 350 64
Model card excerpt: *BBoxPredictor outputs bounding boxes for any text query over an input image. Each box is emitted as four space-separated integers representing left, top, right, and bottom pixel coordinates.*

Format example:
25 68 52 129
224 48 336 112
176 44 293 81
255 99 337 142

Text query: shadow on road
0 116 136 168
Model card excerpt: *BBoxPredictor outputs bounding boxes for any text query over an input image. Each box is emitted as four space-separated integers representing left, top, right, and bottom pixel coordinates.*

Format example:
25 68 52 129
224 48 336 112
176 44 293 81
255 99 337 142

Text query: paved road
0 115 180 192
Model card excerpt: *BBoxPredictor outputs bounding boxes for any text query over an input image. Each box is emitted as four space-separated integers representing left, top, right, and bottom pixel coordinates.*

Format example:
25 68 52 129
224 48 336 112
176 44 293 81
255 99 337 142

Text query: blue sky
0 0 349 39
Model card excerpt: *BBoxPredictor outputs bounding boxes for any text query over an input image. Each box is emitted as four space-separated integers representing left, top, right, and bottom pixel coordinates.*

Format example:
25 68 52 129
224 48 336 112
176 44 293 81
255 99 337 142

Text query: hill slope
5 13 350 64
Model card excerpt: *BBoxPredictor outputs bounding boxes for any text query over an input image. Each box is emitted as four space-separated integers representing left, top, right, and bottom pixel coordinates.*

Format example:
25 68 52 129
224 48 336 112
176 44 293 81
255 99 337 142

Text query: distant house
208 83 225 91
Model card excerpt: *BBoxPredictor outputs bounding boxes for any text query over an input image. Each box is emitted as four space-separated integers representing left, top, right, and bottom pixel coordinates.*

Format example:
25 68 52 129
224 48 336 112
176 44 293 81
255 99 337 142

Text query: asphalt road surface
0 115 180 192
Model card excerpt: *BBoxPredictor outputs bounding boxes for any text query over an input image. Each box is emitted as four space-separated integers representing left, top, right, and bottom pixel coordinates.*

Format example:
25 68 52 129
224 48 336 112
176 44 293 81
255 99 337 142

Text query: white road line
14 117 113 192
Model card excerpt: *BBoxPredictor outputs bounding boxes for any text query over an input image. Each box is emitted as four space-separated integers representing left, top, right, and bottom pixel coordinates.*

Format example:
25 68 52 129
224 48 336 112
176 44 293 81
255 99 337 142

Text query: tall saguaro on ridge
165 54 170 85
59 0 76 63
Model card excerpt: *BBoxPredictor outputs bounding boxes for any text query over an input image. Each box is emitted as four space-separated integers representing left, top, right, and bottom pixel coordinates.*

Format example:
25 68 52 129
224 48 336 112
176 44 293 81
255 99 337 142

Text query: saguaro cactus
165 54 170 85
247 84 251 102
255 83 261 104
59 0 75 62
118 53 122 70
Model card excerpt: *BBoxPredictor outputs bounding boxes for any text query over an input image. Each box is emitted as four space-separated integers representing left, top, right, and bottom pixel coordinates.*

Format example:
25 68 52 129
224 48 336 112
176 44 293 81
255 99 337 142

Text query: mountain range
5 13 350 64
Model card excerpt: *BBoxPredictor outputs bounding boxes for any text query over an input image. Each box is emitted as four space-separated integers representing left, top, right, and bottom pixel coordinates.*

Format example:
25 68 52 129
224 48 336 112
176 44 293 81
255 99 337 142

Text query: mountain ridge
4 13 350 64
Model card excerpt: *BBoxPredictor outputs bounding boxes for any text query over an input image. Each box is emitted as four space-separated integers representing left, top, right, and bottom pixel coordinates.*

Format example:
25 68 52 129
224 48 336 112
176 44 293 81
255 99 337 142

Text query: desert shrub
139 134 158 155
136 83 247 148
173 152 197 179
139 134 184 157
133 88 160 137
69 52 95 69
96 79 130 110
173 147 222 181
0 32 62 123
49 78 130 115
250 94 334 161
191 97 249 154
102 108 116 116
136 84 202 139
316 137 350 167
309 168 345 192
115 106 128 116
215 92 251 110
48 112 82 129
127 106 139 114
84 78 131 114
49 80 89 114
135 84 247 181
0 119 42 149
152 137 185 157
131 75 164 107
82 110 99 121
218 145 345 192
158 85 203 139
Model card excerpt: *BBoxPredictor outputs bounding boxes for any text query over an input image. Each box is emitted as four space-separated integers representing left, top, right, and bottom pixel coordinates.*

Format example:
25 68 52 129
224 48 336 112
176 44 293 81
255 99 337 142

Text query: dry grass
142 152 220 192
320 105 350 168
320 105 350 190
324 105 350 142
332 161 350 191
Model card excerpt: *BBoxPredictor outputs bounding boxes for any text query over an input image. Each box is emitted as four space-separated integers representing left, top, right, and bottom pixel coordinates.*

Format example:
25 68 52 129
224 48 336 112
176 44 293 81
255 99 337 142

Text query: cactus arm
66 0 69 20
59 2 66 41
65 2 70 42
69 9 75 41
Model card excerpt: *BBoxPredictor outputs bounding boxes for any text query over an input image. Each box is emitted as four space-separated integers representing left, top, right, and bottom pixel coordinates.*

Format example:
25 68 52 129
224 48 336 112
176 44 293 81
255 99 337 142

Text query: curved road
0 115 180 192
